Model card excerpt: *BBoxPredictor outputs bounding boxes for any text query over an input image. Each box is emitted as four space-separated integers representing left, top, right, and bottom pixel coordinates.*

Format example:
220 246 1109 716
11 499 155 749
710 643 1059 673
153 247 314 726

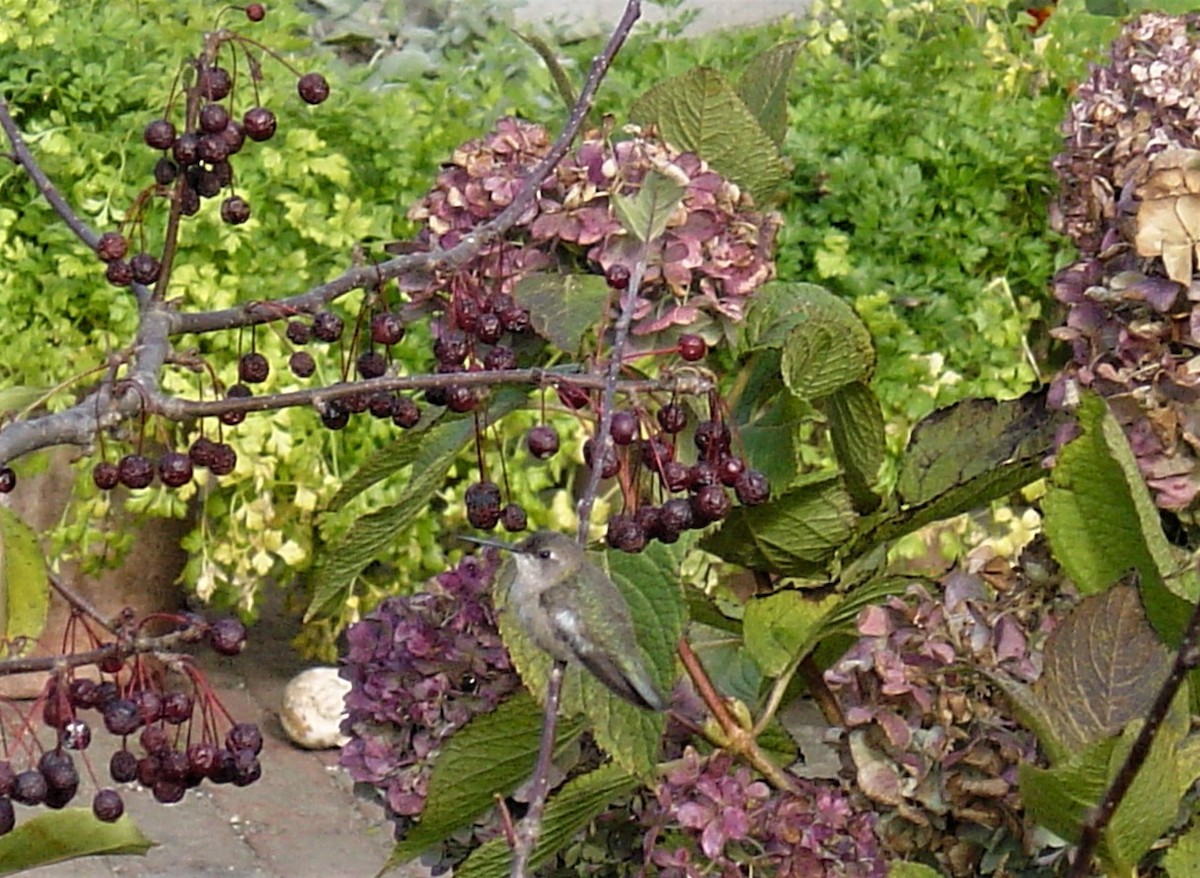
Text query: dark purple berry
210 749 237 784
465 480 502 530
433 332 469 366
634 505 663 541
160 750 190 782
556 383 591 410
132 690 164 726
187 742 219 778
312 311 343 342
198 133 230 164
368 393 396 419
289 350 316 378
609 410 639 446
446 385 477 413
526 425 559 460
243 106 277 142
188 437 219 468
158 451 193 488
476 312 502 344
677 333 707 361
221 196 250 225
136 755 161 787
104 698 141 736
695 420 732 457
661 460 692 493
483 345 517 371
501 503 527 533
657 403 687 434
221 383 251 426
94 681 119 708
392 397 420 429
220 121 245 155
140 724 170 756
606 514 646 553
245 3 265 22
152 778 186 804
110 750 137 783
691 484 731 524
232 749 262 787
130 252 161 285
154 157 179 185
117 454 154 489
689 461 719 492
298 72 330 105
68 679 98 709
0 798 11 836
719 455 746 487
239 352 270 384
172 132 200 165
198 66 232 100
208 618 247 656
605 263 631 290
286 320 312 345
583 438 620 479
143 119 176 150
179 184 201 216
0 467 14 494
208 443 237 476
734 469 770 506
356 350 387 379
39 751 78 792
225 722 263 756
199 103 229 134
370 312 404 346
320 400 349 430
424 385 448 407
499 307 529 334
12 769 47 806
96 231 128 262
641 434 675 469
343 392 369 414
161 691 193 725
660 497 694 533
105 259 134 287
93 789 124 822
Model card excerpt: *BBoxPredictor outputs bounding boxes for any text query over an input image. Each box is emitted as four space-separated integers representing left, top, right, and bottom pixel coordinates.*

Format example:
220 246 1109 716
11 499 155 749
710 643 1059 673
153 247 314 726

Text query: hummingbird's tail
577 651 666 711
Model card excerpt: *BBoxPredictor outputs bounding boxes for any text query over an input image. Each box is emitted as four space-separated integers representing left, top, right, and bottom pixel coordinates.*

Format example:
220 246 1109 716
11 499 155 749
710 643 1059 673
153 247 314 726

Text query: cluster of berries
94 3 328 290
0 614 258 836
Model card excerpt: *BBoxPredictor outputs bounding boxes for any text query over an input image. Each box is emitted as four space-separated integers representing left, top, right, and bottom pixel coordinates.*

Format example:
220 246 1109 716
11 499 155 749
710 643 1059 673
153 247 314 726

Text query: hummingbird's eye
537 549 553 560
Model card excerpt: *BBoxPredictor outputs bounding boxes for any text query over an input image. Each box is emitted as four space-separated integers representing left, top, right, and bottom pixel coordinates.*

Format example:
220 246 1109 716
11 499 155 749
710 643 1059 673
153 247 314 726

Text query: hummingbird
461 530 667 711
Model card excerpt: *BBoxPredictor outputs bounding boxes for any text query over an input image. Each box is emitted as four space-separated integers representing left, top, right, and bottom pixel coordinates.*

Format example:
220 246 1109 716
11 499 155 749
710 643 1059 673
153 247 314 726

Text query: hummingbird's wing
539 582 666 711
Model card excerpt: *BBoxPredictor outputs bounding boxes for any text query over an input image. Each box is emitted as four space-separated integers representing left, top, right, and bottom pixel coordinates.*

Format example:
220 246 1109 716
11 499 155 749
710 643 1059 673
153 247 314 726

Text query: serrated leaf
382 692 586 868
736 41 800 148
734 369 804 491
740 282 838 354
702 473 856 576
1032 583 1171 757
743 590 840 677
823 381 884 513
327 421 431 511
0 811 153 874
455 763 639 878
0 507 49 650
630 66 785 205
897 388 1063 508
1018 736 1116 847
610 170 685 244
513 273 611 355
686 622 762 706
1163 822 1200 878
1043 392 1198 643
305 418 474 621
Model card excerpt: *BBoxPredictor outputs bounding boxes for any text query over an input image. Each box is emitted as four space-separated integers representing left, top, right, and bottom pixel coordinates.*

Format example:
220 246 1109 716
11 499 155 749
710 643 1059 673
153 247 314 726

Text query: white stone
281 667 351 750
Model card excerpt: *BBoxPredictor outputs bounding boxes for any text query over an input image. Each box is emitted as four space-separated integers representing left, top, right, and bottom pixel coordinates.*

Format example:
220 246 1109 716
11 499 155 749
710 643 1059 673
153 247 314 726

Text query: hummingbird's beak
459 534 518 553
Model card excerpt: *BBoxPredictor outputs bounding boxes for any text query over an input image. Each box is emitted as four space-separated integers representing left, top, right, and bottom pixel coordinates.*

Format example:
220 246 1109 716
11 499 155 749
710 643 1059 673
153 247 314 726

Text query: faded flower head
1049 12 1200 510
403 117 780 342
339 550 520 826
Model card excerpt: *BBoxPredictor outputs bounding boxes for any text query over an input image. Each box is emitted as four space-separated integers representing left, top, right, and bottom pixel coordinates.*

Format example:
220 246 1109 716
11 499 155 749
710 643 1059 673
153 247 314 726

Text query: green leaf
687 622 762 706
897 388 1063 508
305 418 474 621
455 763 640 878
513 29 575 112
1163 822 1200 878
0 385 48 415
702 473 856 577
736 41 801 148
777 293 875 401
742 590 841 677
1018 736 1117 848
0 507 49 649
734 374 804 491
1043 393 1197 643
888 863 948 878
823 381 885 513
610 169 686 244
513 273 612 356
630 66 786 205
0 811 153 874
383 692 586 867
327 419 434 511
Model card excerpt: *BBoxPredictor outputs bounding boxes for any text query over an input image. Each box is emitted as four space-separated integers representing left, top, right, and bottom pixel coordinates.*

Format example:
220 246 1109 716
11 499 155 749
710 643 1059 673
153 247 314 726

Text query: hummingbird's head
460 530 583 586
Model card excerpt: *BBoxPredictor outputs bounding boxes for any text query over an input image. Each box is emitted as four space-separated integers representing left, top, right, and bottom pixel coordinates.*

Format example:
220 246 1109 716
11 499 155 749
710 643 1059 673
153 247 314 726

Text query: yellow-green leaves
0 508 48 651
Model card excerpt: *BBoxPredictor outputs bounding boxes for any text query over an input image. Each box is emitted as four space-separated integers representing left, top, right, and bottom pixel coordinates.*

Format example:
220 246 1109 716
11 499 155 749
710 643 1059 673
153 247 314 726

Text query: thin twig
510 661 565 878
1067 588 1200 877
